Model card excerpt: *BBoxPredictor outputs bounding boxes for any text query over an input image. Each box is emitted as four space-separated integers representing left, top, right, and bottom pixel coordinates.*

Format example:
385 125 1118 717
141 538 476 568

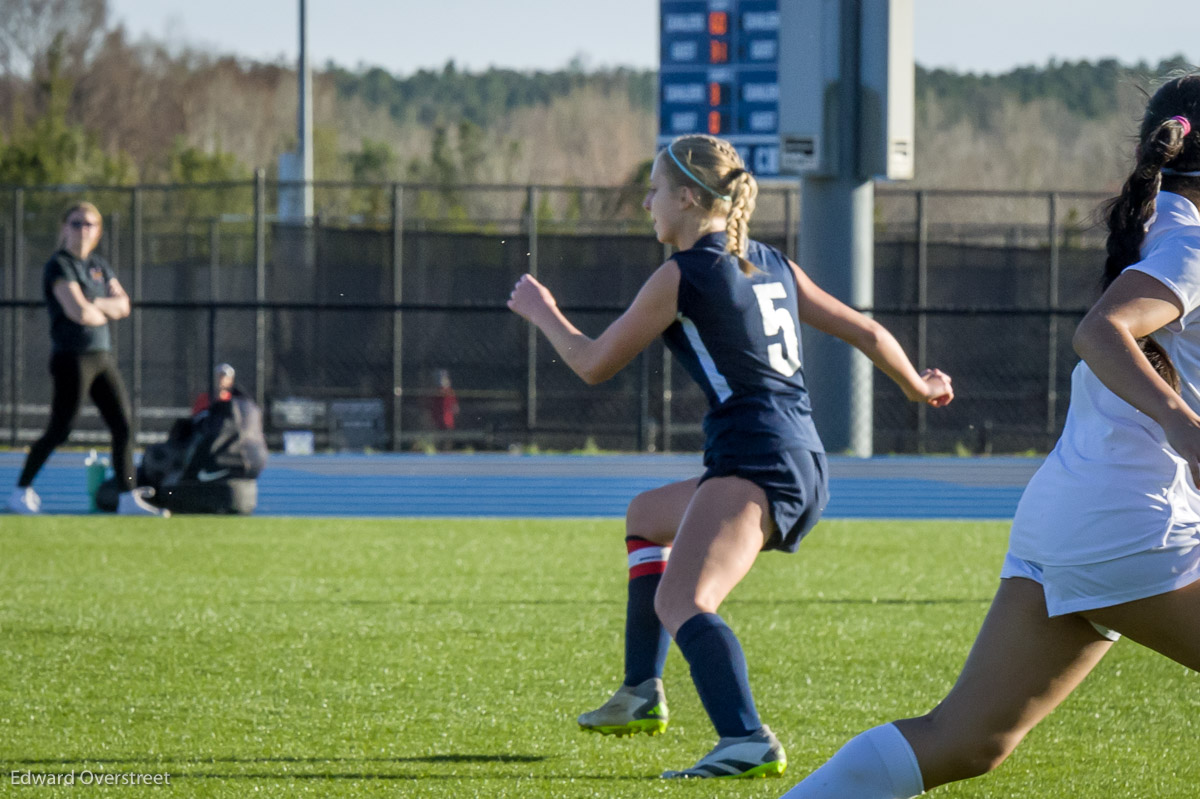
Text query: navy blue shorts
699 446 829 553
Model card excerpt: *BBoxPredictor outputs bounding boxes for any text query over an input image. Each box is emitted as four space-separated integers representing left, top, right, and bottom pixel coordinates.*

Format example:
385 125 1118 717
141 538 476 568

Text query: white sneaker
118 487 171 517
661 725 787 779
577 678 669 737
6 486 41 514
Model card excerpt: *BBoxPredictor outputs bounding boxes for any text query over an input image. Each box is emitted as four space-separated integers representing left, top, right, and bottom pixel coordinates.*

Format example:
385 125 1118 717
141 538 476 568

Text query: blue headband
666 145 732 202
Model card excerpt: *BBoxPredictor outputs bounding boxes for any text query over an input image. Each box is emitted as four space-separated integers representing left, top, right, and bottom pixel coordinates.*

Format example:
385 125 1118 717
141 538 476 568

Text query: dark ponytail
1101 116 1190 291
1100 77 1200 392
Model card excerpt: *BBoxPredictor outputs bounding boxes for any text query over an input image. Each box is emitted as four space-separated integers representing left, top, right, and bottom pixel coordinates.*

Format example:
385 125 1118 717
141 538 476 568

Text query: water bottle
85 449 109 512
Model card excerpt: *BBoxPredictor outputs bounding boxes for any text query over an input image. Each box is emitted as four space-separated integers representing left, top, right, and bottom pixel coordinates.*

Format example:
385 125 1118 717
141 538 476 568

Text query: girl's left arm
788 260 953 407
1073 269 1200 484
508 262 681 385
93 277 131 320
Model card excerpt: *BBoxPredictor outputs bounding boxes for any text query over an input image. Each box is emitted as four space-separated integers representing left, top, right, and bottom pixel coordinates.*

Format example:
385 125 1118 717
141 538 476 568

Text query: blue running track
0 452 1038 519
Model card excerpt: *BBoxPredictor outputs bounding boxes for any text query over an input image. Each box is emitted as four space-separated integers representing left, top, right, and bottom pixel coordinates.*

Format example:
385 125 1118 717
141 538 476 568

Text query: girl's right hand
507 274 557 324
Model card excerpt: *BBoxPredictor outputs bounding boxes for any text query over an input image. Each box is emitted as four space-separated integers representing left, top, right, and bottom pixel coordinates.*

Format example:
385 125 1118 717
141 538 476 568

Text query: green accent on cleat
577 678 669 737
713 759 786 779
579 717 668 737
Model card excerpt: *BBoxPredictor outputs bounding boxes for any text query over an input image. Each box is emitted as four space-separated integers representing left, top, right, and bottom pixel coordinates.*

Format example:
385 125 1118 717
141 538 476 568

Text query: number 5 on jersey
752 282 801 376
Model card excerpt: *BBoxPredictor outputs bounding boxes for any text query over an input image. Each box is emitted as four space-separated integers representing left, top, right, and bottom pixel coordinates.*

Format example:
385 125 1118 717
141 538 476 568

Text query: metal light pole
297 0 314 218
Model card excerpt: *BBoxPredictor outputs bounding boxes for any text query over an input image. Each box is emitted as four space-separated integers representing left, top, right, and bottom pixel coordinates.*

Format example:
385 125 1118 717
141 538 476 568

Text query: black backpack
173 394 268 484
100 393 268 514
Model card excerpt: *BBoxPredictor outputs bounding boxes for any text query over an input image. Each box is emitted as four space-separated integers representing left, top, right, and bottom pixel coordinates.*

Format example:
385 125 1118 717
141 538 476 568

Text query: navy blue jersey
662 232 823 455
43 250 115 353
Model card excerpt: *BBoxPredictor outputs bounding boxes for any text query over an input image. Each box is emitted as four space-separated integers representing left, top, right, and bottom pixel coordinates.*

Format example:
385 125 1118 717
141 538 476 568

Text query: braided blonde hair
661 134 759 275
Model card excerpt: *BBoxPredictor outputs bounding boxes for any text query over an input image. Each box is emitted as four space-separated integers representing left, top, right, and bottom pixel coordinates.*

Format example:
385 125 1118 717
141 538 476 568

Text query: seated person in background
192 362 236 417
430 368 459 431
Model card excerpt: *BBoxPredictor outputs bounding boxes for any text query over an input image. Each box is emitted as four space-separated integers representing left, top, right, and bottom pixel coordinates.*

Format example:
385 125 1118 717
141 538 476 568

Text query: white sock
780 723 925 798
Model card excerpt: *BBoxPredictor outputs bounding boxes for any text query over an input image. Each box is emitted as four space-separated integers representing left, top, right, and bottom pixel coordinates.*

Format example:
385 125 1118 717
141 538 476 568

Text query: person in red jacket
192 363 236 417
430 369 459 432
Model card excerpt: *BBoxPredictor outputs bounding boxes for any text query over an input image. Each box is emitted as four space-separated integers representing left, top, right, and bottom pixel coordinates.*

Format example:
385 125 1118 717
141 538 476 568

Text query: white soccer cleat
6 486 42 514
661 724 787 779
117 487 171 517
577 677 669 737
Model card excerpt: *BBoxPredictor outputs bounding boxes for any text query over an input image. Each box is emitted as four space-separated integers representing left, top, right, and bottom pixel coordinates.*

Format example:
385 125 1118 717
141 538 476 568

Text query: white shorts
1000 544 1200 641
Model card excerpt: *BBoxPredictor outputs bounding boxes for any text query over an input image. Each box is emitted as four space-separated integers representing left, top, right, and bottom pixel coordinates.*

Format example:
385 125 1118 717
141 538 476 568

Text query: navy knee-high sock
674 612 761 737
624 537 671 685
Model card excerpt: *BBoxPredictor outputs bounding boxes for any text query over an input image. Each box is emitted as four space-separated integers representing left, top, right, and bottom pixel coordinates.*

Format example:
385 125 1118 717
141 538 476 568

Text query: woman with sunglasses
7 202 166 516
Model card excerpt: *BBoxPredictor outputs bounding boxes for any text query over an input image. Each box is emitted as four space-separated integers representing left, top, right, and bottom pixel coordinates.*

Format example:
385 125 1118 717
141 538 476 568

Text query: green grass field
1 516 1196 797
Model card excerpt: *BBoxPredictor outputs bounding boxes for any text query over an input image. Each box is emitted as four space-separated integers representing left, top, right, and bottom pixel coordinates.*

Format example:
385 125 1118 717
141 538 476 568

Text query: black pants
18 350 135 491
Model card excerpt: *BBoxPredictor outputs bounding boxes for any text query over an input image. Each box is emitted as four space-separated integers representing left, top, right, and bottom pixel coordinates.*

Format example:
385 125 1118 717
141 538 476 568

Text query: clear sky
105 0 1200 76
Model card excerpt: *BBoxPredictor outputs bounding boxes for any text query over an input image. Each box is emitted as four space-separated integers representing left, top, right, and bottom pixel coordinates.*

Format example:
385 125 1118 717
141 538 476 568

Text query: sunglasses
68 220 98 230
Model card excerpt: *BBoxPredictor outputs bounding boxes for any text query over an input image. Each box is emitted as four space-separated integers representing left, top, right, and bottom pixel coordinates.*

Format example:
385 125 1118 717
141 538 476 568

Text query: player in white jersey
779 74 1200 799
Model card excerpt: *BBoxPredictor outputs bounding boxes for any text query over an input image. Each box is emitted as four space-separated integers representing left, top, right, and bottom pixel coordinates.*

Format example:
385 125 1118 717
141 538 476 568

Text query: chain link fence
0 179 1110 454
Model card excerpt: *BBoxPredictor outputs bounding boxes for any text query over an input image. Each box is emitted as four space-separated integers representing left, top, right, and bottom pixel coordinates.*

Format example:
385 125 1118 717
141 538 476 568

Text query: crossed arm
53 278 131 327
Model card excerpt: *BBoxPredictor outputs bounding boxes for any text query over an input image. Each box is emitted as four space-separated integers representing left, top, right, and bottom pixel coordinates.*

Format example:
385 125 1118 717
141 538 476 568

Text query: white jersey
1009 192 1200 566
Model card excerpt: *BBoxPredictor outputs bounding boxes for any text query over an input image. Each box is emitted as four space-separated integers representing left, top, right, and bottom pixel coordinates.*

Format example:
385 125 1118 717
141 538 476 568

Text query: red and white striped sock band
626 536 671 579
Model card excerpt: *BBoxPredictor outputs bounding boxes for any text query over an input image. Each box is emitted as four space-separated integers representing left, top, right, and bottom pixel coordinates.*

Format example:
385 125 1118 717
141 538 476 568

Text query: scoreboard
658 0 781 177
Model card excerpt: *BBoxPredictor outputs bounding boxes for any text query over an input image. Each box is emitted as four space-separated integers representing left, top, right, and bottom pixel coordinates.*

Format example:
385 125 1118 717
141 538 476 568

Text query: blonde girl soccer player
508 134 953 779
780 74 1200 799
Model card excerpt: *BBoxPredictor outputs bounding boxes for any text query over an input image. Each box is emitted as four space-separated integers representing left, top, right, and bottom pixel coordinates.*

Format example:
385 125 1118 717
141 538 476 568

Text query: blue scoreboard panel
658 0 780 176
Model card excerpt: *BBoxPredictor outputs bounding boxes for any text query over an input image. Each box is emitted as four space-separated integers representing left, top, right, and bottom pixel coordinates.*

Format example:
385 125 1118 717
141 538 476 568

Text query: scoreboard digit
659 0 780 176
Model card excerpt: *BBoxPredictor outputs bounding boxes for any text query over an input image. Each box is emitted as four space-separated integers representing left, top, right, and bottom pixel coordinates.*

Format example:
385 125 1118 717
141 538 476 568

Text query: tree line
0 0 1195 195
